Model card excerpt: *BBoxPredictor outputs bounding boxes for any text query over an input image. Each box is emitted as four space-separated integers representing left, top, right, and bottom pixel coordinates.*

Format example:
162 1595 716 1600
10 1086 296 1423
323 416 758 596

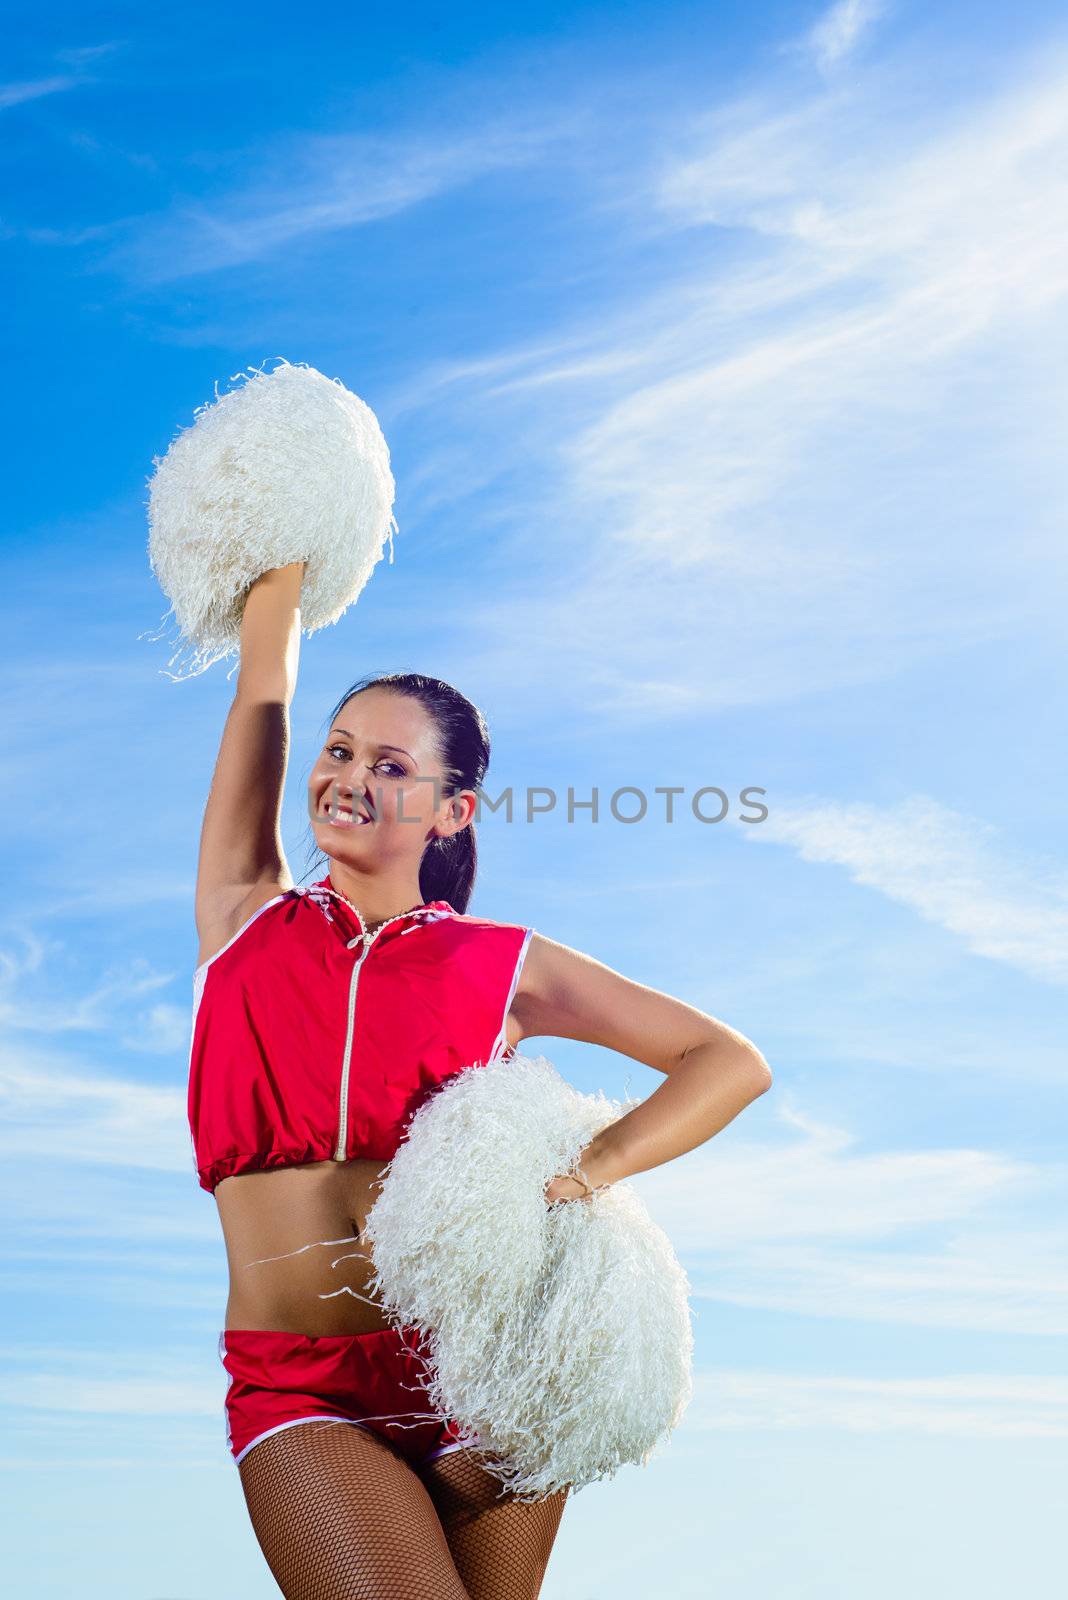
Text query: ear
436 787 478 836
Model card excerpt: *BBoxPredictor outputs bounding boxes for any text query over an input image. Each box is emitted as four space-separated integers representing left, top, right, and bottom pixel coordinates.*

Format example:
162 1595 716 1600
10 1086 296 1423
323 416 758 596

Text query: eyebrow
329 728 414 760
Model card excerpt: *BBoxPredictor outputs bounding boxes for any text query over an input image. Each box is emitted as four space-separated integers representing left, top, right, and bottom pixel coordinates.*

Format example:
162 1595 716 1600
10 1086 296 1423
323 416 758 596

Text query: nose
323 769 380 820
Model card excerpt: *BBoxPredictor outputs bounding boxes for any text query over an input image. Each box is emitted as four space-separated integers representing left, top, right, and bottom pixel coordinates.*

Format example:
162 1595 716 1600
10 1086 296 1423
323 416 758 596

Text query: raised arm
194 561 305 967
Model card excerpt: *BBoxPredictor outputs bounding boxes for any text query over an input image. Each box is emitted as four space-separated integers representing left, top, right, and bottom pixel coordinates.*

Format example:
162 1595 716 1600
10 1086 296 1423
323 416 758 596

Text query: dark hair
302 672 490 914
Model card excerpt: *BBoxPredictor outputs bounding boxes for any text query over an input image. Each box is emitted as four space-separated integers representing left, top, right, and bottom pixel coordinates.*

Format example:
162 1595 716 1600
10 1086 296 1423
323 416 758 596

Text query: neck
322 864 427 928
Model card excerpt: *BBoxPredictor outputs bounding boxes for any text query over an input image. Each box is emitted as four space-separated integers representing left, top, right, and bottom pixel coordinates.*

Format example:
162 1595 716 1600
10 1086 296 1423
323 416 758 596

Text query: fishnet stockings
420 1445 569 1600
238 1418 569 1600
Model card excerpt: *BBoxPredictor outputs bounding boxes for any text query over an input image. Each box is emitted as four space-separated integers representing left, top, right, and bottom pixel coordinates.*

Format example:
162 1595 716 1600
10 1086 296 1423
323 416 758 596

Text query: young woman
189 560 772 1600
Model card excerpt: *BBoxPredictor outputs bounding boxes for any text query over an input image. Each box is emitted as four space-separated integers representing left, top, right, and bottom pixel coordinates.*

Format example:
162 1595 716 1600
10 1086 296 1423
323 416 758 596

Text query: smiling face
308 687 475 879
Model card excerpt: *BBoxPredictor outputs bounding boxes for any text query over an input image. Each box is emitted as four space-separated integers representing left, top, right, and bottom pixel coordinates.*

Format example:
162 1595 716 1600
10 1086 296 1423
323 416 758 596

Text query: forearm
236 561 306 705
192 564 305 897
580 1035 772 1188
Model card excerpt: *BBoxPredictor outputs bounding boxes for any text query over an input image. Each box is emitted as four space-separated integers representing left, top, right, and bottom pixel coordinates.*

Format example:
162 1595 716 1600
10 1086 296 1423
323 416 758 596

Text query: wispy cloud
54 42 125 69
17 869 193 920
741 794 1068 984
128 1001 192 1054
0 76 79 109
805 0 886 72
633 1101 1068 1334
0 41 122 111
685 1368 1068 1437
0 1046 189 1171
0 950 179 1035
0 1368 216 1417
386 44 1068 721
109 110 585 282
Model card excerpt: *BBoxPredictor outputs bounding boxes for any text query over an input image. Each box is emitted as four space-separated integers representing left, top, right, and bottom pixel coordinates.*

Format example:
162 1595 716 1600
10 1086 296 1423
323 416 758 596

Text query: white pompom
144 359 396 680
363 1052 695 1501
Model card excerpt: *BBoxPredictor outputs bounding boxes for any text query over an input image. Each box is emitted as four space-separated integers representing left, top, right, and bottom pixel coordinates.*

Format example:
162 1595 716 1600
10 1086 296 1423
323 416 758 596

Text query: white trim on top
188 893 295 1184
194 891 292 978
488 926 534 1063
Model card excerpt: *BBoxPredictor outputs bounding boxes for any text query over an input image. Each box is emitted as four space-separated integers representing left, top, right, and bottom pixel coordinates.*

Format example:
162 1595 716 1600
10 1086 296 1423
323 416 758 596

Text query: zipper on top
331 905 439 1163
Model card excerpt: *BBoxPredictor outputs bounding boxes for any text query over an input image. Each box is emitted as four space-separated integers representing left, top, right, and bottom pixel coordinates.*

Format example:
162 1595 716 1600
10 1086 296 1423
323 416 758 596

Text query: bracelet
565 1157 611 1199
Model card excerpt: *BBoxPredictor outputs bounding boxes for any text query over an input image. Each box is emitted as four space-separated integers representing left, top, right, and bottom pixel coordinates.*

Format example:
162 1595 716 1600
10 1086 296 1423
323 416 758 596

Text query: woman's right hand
238 561 307 702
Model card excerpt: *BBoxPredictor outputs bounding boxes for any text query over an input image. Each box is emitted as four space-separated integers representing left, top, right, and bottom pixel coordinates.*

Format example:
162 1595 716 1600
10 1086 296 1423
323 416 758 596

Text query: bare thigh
237 1419 473 1600
419 1447 570 1600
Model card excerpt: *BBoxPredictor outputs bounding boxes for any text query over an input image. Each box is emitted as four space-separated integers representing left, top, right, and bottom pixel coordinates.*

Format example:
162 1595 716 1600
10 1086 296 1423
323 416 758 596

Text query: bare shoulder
510 930 756 1078
513 930 578 998
195 878 293 969
512 931 631 1013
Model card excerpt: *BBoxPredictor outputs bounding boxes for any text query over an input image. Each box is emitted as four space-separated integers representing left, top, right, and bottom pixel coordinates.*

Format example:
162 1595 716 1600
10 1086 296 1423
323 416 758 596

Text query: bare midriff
212 990 526 1334
215 1158 400 1336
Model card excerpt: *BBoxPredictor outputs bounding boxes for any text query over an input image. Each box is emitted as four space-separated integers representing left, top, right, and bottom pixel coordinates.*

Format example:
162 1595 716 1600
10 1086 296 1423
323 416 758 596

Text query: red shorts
218 1325 481 1469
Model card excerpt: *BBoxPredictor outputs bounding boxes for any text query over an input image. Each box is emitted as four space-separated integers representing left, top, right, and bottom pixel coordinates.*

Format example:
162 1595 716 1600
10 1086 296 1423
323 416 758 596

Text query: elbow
687 1029 773 1096
717 1026 772 1095
744 1045 773 1096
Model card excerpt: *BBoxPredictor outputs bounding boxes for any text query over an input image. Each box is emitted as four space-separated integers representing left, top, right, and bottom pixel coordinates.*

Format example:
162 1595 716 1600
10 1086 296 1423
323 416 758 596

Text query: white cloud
0 43 119 113
0 1045 189 1171
0 930 48 986
45 872 193 914
806 1 885 72
741 794 1068 984
0 1346 222 1438
638 1102 1027 1249
0 883 189 1045
0 949 180 1036
0 76 78 110
121 1000 195 1055
110 110 584 282
55 42 125 68
388 45 1068 721
684 1368 1068 1438
0 1371 217 1417
632 1102 1068 1334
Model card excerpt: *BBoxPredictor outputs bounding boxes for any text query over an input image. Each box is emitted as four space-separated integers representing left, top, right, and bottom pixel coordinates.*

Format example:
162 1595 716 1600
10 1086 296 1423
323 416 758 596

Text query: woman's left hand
543 1173 595 1205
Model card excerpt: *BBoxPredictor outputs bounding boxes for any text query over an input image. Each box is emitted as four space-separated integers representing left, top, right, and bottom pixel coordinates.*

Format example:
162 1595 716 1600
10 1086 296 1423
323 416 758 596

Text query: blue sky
3 1 1067 1595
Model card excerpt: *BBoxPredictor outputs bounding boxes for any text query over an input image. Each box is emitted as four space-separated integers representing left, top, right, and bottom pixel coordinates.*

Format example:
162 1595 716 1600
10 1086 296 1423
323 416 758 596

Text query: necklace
361 907 420 937
320 879 425 938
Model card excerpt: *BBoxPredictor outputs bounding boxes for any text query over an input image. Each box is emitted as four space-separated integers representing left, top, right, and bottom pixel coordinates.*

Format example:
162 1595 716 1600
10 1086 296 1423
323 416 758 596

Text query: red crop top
187 874 534 1193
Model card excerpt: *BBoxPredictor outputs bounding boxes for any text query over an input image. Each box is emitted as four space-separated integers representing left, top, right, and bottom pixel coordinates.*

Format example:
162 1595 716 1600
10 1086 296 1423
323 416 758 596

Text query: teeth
323 806 369 823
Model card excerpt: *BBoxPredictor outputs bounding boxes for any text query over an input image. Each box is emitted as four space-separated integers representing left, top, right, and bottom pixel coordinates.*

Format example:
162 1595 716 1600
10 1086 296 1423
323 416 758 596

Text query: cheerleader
186 560 771 1599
